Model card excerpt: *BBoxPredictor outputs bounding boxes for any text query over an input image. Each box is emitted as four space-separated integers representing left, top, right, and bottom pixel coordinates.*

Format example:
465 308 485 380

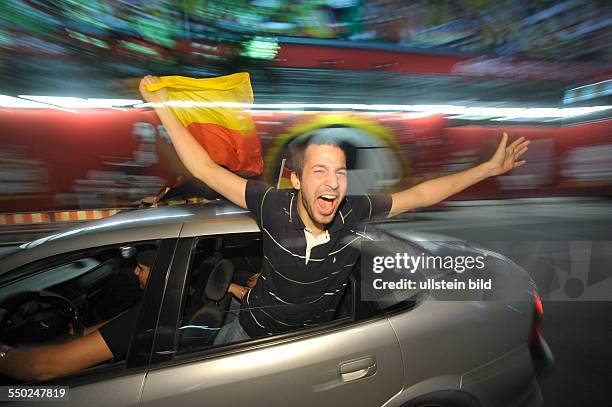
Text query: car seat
180 259 234 347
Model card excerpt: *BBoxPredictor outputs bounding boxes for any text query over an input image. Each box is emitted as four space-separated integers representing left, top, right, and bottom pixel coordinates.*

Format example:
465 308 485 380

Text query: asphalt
399 198 612 406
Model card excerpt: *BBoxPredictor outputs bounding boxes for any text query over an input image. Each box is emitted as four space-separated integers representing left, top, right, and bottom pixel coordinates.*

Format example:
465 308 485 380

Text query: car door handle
339 356 377 382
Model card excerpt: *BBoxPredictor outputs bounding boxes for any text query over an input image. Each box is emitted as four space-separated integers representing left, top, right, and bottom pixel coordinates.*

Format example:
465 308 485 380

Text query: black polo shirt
239 180 392 337
99 306 139 360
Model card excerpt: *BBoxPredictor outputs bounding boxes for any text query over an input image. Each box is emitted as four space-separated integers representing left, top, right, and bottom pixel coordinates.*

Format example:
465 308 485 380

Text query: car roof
0 202 466 276
0 202 259 274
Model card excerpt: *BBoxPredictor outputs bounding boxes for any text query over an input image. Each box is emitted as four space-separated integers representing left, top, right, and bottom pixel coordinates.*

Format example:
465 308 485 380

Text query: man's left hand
486 132 530 176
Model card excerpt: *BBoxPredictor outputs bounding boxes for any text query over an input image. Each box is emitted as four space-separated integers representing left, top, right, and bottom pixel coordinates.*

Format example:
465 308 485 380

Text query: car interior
177 233 354 351
178 235 264 350
0 243 157 353
0 234 360 382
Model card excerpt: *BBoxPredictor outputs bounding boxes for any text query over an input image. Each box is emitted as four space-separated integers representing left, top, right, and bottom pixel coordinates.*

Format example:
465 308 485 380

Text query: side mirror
120 246 137 259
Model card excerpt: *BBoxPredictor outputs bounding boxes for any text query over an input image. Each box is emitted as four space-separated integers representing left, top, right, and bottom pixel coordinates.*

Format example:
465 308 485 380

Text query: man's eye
314 169 324 174
337 171 347 177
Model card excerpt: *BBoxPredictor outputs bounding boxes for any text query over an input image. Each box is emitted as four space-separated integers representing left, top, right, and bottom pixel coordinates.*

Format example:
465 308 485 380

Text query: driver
0 250 155 382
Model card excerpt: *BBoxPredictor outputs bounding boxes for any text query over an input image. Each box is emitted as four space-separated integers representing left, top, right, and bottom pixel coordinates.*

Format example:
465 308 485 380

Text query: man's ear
290 171 301 190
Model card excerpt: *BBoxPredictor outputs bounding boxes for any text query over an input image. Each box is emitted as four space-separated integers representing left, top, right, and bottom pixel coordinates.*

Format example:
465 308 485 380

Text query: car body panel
69 373 146 407
387 300 535 407
0 203 256 273
178 211 259 238
7 373 145 407
461 344 543 407
140 318 404 407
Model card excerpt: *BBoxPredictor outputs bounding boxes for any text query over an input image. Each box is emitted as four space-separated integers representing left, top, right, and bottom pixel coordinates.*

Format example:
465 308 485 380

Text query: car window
176 235 260 353
0 241 159 383
174 234 355 354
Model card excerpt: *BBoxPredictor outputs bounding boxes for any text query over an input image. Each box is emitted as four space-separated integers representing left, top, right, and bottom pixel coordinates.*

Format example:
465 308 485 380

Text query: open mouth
316 194 338 216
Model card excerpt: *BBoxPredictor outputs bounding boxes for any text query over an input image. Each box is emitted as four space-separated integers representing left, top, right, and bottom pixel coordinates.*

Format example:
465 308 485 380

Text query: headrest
204 259 234 302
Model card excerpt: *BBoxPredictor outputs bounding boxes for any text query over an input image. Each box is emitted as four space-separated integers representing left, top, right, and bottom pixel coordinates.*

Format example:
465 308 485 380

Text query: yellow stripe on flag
147 73 255 132
145 72 263 177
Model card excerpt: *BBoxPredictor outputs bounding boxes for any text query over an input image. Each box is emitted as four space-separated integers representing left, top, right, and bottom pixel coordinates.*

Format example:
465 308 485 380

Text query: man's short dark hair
287 127 353 179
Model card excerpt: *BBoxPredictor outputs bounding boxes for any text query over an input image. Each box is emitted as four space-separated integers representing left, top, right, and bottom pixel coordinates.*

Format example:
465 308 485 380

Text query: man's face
291 144 347 228
133 263 151 289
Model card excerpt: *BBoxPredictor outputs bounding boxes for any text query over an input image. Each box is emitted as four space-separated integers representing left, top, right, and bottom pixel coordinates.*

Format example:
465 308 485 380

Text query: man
0 250 156 382
139 75 529 342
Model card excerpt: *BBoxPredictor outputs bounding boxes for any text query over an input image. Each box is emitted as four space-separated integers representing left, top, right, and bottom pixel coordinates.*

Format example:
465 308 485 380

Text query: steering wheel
0 291 85 344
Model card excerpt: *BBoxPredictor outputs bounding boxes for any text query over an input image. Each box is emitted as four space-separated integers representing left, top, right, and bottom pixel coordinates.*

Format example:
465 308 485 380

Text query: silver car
0 202 551 407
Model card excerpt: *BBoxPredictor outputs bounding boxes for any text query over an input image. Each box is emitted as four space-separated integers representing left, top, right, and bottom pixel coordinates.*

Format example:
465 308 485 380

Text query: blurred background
0 0 610 97
0 0 610 216
0 1 611 405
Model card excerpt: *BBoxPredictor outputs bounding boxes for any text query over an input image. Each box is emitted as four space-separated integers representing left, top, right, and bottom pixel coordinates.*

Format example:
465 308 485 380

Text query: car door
0 238 177 407
140 234 405 407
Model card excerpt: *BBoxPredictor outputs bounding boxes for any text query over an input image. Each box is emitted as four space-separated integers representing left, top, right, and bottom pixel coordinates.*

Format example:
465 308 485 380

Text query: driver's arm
80 311 123 336
139 76 248 208
0 331 113 382
82 319 111 336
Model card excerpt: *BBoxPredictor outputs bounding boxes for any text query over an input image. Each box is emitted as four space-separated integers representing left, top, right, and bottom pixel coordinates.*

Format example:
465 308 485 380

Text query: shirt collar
289 191 305 230
329 198 350 234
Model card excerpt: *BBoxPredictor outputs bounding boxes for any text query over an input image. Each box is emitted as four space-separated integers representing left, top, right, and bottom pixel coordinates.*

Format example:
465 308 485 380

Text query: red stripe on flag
186 122 263 176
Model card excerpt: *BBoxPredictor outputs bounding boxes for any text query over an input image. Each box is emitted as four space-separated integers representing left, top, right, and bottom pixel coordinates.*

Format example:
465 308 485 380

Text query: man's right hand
247 273 261 288
139 75 168 105
228 283 250 302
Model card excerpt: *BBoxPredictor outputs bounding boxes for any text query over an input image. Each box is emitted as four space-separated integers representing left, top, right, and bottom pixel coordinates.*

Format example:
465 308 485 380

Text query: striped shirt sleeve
245 180 274 227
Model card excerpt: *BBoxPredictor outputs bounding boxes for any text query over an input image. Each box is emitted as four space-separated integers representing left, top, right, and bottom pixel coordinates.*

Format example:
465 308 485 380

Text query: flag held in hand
146 72 263 177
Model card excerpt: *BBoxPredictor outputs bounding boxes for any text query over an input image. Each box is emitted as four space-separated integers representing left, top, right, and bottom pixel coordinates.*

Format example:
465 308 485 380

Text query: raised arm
389 132 529 217
139 76 247 208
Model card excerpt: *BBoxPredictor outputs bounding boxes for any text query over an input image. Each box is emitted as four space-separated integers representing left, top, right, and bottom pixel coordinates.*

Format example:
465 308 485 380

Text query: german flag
146 72 263 177
276 158 293 189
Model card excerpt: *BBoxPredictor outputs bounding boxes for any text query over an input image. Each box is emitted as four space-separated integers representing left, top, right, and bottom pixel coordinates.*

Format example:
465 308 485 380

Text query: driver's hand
247 273 261 288
67 322 84 337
